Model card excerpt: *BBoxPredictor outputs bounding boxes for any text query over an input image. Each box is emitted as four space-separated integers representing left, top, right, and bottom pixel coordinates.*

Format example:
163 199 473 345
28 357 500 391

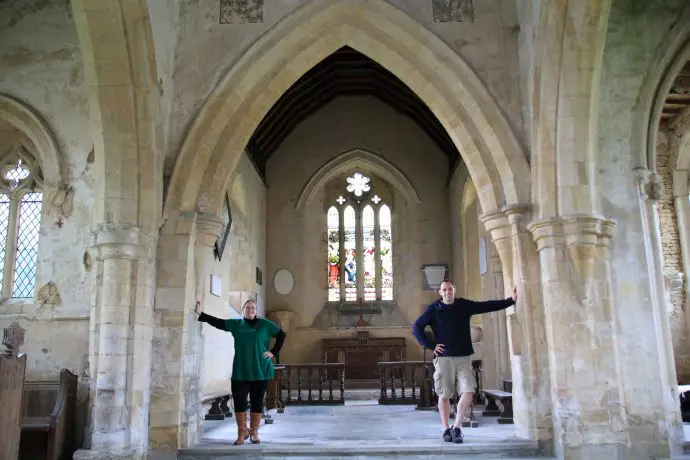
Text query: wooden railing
280 363 345 406
377 361 433 405
378 359 483 411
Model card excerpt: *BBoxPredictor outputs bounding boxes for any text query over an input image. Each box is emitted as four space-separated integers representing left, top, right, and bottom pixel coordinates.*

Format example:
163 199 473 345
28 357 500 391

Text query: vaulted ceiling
245 46 461 181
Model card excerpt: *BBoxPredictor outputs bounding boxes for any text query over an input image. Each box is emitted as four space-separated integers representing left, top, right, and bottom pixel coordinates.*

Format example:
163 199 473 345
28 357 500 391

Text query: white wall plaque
210 274 222 297
274 269 294 295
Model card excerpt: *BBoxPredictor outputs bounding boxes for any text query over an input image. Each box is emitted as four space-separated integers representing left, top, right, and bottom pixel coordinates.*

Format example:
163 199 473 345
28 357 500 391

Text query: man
412 280 517 444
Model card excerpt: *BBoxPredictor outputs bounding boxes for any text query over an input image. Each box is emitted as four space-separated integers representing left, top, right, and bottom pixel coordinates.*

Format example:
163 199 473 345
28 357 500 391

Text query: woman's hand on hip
263 351 274 359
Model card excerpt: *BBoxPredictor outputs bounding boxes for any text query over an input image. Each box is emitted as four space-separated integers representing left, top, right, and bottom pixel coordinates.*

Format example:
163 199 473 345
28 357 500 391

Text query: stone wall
656 128 690 383
154 0 524 179
0 0 94 448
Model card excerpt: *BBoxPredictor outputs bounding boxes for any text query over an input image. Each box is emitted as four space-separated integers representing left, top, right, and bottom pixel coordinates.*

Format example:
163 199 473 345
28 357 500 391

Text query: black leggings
231 380 268 413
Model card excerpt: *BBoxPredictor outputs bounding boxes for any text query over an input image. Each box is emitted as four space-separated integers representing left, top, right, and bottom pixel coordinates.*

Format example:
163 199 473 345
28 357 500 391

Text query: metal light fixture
421 264 448 290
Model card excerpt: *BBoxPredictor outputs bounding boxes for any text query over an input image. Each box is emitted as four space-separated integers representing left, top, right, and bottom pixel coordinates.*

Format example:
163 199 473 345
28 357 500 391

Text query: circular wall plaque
274 269 294 295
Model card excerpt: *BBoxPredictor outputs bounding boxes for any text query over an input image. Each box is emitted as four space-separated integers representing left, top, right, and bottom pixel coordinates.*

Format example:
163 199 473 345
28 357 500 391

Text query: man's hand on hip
434 344 445 356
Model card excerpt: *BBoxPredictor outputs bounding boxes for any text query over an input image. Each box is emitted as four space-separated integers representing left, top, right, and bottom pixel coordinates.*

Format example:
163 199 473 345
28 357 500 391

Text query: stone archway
0 93 63 187
156 0 533 452
165 0 529 219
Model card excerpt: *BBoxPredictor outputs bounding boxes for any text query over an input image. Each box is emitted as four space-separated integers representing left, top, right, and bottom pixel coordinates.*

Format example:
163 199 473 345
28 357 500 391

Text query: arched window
0 145 43 300
327 172 393 303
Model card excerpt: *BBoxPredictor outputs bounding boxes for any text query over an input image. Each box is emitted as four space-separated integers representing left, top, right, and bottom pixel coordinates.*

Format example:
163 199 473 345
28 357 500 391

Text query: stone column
75 225 156 460
481 208 552 446
529 214 632 458
148 213 200 452
633 169 684 456
479 211 511 390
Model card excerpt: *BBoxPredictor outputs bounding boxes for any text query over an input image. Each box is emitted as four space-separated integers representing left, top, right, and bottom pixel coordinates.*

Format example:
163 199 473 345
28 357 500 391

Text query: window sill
0 299 37 316
0 300 89 321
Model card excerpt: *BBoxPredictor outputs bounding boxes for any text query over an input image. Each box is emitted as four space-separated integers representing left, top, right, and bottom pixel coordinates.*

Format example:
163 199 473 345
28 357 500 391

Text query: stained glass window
362 205 376 301
325 172 394 303
0 151 43 300
327 206 340 301
380 205 393 301
343 206 357 301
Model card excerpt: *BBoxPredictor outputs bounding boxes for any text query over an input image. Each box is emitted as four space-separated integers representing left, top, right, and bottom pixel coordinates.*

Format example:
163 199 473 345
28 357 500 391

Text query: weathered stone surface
432 0 474 23
219 0 263 24
2 0 690 458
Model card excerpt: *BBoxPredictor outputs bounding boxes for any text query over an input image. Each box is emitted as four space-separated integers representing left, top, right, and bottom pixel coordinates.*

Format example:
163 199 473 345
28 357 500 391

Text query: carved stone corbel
635 168 661 201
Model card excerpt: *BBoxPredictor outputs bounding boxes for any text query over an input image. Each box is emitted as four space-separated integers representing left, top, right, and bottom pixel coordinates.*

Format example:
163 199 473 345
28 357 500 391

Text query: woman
195 298 286 445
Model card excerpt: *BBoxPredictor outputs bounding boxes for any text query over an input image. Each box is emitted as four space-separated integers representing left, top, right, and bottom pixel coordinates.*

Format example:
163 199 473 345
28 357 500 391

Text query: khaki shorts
433 356 474 398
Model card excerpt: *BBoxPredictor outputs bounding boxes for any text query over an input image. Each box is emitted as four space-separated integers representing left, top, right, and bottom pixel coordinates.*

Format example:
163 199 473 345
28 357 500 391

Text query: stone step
178 440 542 459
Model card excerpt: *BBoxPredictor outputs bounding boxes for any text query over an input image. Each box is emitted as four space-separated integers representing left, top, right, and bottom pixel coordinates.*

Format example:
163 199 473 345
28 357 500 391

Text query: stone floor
177 401 690 459
178 400 543 459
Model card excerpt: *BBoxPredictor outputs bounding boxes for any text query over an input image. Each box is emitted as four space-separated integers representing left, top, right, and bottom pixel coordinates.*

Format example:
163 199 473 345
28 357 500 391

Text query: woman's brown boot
249 412 262 444
233 411 248 445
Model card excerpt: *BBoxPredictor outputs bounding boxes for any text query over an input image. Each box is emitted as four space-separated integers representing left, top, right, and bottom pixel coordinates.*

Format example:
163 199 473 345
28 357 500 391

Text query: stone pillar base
73 447 146 460
562 443 630 460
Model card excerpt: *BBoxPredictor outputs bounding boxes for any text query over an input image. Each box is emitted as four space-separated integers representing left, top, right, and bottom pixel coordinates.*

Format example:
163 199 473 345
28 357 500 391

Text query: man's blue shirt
411 297 515 357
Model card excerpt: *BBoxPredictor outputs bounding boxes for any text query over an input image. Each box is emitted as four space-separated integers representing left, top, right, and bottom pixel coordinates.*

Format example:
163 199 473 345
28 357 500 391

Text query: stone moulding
528 214 616 251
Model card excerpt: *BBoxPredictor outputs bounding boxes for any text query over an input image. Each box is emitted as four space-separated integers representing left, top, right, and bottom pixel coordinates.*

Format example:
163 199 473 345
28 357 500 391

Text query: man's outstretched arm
411 306 436 350
466 286 518 315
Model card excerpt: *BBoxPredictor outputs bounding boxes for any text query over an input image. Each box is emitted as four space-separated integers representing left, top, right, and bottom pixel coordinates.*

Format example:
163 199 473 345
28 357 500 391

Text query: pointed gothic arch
295 148 421 210
166 0 529 219
0 93 62 186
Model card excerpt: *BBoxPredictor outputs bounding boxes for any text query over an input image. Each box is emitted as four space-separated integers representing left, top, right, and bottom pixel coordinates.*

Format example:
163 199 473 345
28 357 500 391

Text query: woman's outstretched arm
195 299 229 331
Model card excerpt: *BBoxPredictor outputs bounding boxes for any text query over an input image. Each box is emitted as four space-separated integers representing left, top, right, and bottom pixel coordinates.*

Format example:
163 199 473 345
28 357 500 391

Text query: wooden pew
19 369 77 460
0 322 27 460
482 389 513 424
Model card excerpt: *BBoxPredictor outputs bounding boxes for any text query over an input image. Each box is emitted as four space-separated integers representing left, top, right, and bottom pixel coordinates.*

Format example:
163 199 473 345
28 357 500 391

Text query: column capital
528 214 616 251
196 213 225 247
502 203 531 224
91 224 154 260
479 208 511 241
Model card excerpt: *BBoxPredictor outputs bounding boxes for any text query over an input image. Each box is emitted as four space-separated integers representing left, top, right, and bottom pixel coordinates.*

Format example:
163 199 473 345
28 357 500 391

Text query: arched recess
166 0 530 221
637 3 690 171
295 148 421 210
0 93 63 187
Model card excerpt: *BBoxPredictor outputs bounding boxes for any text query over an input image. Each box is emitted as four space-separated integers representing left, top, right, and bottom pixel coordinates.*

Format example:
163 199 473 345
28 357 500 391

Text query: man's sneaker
451 427 464 444
442 428 452 442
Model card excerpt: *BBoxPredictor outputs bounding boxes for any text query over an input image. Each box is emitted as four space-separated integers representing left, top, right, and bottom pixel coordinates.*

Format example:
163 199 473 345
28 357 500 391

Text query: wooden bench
201 394 231 421
19 369 77 460
482 389 513 424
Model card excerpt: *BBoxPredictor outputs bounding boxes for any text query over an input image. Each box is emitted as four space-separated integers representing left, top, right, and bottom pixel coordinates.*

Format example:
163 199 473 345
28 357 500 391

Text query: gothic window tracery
0 142 43 299
327 172 393 303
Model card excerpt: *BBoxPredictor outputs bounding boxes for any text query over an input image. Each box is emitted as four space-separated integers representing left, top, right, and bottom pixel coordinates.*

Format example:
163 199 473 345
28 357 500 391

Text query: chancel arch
160 0 533 451
166 0 530 220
